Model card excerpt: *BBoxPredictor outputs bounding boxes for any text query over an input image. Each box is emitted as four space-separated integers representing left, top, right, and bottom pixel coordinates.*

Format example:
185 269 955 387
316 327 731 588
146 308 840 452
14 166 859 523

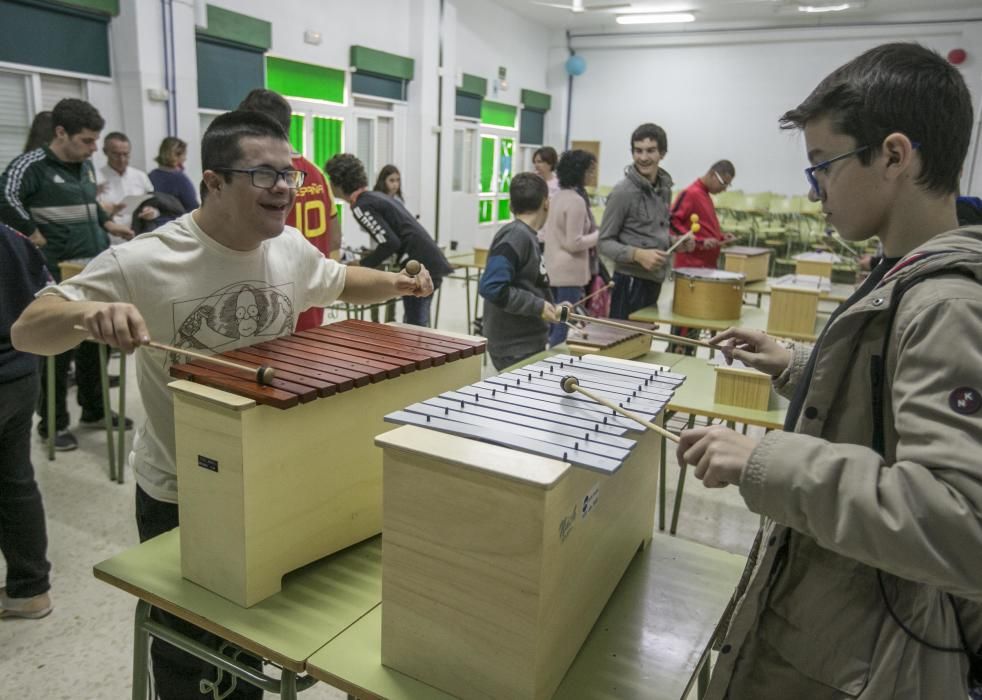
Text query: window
0 71 32 171
452 127 476 193
40 74 84 110
356 117 374 177
354 114 394 180
478 134 513 225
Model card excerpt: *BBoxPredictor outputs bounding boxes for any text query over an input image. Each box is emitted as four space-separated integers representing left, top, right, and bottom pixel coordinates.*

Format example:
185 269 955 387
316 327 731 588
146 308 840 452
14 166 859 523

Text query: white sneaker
0 587 53 619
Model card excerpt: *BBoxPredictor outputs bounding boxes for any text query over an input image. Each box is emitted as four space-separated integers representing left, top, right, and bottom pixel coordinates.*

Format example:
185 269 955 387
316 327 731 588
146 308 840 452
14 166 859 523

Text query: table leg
698 653 711 697
658 432 667 531
464 268 472 332
132 600 152 700
116 353 127 484
99 343 116 480
434 284 443 328
670 414 697 535
473 270 482 328
46 354 55 461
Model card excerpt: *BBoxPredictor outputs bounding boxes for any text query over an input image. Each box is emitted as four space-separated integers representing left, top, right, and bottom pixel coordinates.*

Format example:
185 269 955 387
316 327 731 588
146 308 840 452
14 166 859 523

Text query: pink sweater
541 189 599 287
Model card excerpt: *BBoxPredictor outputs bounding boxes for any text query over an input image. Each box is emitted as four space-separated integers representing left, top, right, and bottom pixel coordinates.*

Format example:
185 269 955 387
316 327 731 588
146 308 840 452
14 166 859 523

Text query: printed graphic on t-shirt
171 281 295 358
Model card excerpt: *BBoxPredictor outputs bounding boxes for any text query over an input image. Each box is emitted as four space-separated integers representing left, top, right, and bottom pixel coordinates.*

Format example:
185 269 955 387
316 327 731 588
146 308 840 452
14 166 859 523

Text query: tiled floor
0 274 761 698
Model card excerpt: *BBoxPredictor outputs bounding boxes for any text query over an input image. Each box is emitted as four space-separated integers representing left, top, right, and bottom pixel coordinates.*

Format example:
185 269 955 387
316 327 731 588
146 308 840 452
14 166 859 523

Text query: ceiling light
616 12 695 24
798 2 860 12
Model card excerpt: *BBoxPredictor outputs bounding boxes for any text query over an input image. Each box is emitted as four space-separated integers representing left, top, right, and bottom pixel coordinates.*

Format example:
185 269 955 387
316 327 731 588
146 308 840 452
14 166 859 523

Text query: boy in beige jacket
678 43 982 698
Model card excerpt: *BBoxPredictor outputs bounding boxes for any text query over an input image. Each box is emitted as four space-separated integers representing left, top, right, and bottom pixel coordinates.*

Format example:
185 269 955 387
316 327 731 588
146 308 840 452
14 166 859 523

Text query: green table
93 530 382 700
744 277 855 307
628 302 826 342
306 532 746 700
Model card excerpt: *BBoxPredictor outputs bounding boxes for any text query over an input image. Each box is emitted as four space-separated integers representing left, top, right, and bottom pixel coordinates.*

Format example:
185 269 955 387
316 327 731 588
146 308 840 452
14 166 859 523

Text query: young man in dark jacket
325 154 452 327
479 173 559 370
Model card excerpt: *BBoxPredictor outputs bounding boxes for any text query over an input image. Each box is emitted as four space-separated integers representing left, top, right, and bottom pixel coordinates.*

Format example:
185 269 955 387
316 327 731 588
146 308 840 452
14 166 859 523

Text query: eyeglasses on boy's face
804 140 921 196
213 166 305 190
712 171 731 189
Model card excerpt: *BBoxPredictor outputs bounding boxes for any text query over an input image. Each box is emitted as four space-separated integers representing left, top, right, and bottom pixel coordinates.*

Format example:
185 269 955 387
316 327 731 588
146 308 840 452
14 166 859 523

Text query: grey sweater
597 165 674 282
479 219 552 360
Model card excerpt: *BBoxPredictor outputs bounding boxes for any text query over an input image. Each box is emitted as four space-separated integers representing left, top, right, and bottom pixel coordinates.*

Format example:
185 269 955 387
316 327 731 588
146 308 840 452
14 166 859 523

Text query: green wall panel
198 4 271 50
267 56 345 105
350 45 414 81
481 100 517 129
520 89 551 112
460 73 487 97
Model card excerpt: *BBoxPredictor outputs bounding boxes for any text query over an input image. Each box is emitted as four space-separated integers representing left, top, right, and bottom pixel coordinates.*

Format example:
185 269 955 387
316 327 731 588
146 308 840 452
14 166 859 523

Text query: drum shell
672 270 744 320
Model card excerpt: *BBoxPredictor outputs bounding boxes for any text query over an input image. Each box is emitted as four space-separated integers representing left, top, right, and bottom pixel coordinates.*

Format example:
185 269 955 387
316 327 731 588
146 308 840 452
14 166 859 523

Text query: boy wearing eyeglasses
677 43 982 698
12 110 433 700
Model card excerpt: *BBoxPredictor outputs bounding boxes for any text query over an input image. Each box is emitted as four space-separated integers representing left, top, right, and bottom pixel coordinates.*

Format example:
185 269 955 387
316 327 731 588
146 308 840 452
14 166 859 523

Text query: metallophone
166 319 485 607
377 353 685 700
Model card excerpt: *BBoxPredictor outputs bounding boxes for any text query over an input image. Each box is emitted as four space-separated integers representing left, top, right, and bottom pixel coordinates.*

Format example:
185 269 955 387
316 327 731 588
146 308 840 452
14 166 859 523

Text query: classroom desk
435 251 486 331
628 303 826 342
306 532 746 700
744 277 855 307
93 530 382 700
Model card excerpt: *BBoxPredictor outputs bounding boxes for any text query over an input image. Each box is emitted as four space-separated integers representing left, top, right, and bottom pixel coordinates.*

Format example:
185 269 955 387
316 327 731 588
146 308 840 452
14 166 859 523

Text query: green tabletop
744 276 855 303
93 530 382 672
628 303 825 342
306 532 746 700
665 355 786 430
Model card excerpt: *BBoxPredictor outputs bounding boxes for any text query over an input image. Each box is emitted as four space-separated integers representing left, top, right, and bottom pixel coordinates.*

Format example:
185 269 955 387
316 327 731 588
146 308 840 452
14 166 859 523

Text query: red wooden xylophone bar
170 319 486 409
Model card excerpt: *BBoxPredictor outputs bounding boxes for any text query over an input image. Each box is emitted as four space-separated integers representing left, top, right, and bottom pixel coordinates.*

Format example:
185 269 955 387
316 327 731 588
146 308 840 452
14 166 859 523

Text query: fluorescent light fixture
798 2 857 12
616 12 695 24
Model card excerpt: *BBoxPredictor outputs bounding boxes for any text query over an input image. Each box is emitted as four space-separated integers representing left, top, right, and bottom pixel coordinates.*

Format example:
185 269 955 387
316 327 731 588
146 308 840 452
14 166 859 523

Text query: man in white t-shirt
12 110 433 700
96 131 153 243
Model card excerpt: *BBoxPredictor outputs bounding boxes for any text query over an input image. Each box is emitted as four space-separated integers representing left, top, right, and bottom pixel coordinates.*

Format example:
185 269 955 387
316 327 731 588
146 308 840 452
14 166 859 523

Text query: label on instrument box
559 504 577 543
581 484 600 519
197 455 219 473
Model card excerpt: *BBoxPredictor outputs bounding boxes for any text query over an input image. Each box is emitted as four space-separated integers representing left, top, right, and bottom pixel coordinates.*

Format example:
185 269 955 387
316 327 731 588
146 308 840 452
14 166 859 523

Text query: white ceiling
491 0 982 33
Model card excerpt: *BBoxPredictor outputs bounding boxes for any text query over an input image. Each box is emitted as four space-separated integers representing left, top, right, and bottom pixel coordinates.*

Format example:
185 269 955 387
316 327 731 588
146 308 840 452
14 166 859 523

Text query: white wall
567 22 982 197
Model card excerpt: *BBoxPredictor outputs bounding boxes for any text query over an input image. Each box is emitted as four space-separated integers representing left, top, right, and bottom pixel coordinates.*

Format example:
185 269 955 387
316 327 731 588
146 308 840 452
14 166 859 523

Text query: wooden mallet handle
571 281 615 308
559 375 680 444
557 307 715 350
72 325 275 385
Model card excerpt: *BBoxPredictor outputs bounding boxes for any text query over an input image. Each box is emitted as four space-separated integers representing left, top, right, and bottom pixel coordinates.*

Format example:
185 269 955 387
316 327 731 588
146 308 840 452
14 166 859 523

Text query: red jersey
671 179 725 269
288 156 337 331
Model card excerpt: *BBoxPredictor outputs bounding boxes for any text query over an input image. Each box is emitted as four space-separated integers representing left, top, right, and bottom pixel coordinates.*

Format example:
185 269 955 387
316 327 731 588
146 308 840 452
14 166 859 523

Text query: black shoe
37 428 79 451
108 374 120 388
79 412 133 430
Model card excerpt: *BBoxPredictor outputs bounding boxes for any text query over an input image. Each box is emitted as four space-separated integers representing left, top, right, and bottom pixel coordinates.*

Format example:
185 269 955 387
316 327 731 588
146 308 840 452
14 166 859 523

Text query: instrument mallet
73 325 276 386
557 306 715 350
559 375 680 444
404 259 422 276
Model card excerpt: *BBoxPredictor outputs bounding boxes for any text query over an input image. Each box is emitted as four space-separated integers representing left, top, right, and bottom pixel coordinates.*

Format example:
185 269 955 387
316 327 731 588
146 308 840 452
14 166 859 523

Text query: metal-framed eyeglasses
804 145 870 196
712 171 731 189
213 167 305 190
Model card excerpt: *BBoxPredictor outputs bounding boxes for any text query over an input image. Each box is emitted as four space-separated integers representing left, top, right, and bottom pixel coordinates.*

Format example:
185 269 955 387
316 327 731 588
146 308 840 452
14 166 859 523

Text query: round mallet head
560 375 579 394
690 213 699 224
558 305 571 324
256 365 276 386
691 223 701 234
404 260 422 276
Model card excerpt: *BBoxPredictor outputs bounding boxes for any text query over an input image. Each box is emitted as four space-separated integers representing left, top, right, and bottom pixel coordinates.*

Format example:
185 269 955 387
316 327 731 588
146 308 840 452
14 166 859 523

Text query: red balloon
948 48 967 65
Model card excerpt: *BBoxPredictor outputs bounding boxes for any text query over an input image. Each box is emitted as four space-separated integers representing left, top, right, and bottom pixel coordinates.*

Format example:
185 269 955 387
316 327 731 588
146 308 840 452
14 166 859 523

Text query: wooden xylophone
565 318 656 360
377 353 685 700
167 320 485 607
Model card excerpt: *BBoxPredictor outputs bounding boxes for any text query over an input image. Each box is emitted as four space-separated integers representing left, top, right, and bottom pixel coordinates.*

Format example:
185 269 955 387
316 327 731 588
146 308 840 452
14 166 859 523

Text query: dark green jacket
0 147 109 278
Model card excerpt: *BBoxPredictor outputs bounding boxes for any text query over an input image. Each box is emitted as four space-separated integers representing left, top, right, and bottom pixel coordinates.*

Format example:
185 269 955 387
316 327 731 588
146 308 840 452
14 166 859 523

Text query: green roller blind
313 117 343 172
198 5 271 50
266 56 345 105
0 1 110 76
196 38 264 111
481 101 517 129
289 114 304 154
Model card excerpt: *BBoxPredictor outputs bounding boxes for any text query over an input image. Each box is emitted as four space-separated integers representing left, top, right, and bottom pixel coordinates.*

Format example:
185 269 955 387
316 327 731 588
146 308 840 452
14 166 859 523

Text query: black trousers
36 341 106 432
609 272 662 320
0 371 51 598
135 487 262 700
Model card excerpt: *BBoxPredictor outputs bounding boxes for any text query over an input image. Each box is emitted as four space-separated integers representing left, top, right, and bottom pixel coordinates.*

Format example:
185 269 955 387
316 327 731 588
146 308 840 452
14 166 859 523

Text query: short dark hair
103 132 129 147
237 88 293 135
324 153 368 195
556 149 596 189
532 146 558 169
630 123 667 154
711 160 735 178
779 42 972 195
51 98 104 136
201 110 288 176
509 172 548 215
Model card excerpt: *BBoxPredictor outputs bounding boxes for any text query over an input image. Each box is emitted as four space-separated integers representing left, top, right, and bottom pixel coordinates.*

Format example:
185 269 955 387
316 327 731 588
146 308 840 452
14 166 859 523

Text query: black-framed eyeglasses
804 145 870 195
213 167 305 189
